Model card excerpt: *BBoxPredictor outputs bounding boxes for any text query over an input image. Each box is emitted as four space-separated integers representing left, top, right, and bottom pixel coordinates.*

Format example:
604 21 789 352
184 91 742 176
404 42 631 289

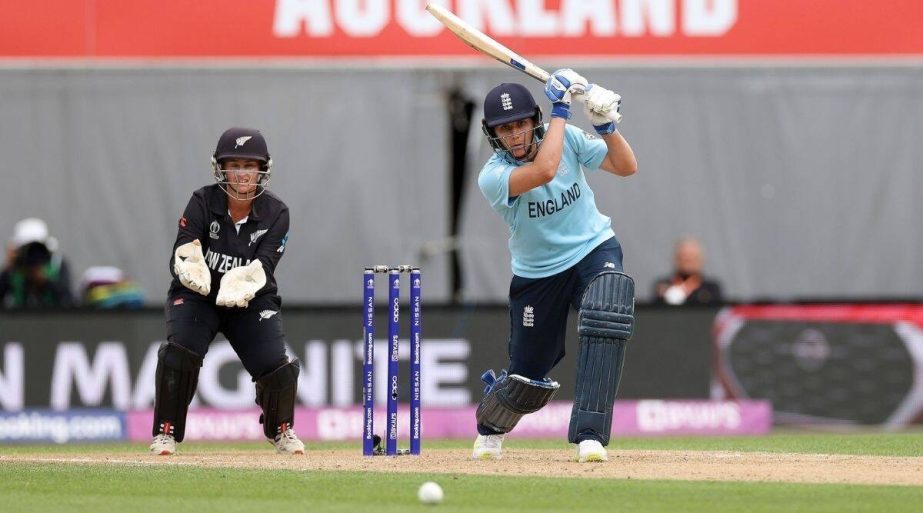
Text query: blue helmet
481 83 545 162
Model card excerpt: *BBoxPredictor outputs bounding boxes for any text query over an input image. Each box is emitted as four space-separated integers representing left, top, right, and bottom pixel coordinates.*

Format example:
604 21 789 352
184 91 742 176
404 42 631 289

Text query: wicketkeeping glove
173 240 211 296
544 68 588 120
215 259 266 308
583 84 622 135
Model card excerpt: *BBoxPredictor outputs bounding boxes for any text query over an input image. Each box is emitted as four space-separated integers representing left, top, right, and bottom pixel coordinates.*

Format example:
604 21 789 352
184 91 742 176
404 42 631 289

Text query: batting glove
583 84 622 135
544 68 587 119
216 259 266 308
173 240 211 296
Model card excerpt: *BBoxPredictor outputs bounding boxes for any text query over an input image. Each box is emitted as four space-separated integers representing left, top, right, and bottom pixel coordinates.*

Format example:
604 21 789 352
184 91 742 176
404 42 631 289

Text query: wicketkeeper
473 71 638 462
150 127 304 456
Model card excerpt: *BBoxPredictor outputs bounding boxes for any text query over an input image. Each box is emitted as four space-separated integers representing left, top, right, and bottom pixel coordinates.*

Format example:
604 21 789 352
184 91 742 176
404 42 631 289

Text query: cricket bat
426 3 621 123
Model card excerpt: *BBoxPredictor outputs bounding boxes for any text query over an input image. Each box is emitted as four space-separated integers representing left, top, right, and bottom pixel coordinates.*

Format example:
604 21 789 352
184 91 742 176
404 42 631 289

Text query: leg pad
152 341 203 443
255 359 300 439
569 272 634 445
476 369 560 433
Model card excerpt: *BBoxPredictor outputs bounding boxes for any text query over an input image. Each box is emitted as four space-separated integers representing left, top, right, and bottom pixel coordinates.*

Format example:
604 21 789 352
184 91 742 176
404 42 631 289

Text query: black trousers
165 292 288 380
506 237 624 380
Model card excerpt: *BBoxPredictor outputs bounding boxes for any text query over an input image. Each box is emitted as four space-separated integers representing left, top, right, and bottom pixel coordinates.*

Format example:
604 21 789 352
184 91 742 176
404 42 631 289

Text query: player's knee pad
153 341 204 443
578 271 635 340
255 358 300 439
476 369 560 434
569 272 634 445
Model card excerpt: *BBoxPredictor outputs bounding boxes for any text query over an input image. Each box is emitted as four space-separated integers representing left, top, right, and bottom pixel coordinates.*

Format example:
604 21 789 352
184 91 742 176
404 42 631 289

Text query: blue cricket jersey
478 124 616 278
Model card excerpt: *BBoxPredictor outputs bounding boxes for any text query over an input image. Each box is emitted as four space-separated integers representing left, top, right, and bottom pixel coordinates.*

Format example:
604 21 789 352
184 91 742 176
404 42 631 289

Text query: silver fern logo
249 229 268 246
235 136 252 148
259 310 278 321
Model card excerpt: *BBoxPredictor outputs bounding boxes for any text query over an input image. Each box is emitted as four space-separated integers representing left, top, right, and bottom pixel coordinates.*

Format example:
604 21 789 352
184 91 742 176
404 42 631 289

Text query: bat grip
572 92 623 124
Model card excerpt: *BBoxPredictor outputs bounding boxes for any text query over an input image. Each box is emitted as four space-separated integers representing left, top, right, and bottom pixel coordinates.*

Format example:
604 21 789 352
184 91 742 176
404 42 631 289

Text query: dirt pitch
5 449 922 486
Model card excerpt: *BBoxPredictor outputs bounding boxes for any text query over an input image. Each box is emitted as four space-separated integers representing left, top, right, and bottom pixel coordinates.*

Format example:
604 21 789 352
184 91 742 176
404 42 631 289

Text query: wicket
363 265 421 456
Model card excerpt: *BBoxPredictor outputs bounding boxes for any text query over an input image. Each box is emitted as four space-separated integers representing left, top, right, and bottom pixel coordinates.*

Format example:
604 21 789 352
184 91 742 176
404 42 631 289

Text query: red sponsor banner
2 0 923 59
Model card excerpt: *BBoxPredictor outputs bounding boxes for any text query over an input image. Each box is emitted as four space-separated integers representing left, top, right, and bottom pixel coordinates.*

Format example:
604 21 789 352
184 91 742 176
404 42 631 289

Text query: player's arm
508 69 588 197
597 131 637 177
170 193 211 296
252 205 289 276
169 193 208 279
582 84 637 177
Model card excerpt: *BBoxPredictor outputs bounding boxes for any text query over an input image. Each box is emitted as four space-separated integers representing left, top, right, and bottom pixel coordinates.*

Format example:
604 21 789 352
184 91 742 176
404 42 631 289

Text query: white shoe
472 434 504 460
269 424 305 455
150 434 176 455
577 440 608 463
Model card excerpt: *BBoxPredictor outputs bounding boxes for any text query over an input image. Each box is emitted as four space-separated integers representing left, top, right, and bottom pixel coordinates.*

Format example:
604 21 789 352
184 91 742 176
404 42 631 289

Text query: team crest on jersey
249 229 268 246
259 310 278 321
209 220 220 239
582 130 597 140
235 136 252 148
523 305 535 327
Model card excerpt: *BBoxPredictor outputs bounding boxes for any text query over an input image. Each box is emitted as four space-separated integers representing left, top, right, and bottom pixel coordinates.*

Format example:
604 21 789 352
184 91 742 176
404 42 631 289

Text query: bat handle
572 92 623 124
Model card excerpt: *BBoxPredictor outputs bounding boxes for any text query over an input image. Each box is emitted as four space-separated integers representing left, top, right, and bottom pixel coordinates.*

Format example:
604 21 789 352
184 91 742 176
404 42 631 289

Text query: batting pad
569 272 634 445
476 370 561 433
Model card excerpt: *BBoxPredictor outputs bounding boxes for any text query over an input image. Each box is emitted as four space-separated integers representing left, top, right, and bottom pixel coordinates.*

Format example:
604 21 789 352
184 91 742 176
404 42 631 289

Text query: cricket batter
473 70 638 462
150 127 304 456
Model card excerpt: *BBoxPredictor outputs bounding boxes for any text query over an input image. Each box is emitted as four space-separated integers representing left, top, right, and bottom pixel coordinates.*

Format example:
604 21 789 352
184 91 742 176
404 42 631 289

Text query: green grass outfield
3 431 922 513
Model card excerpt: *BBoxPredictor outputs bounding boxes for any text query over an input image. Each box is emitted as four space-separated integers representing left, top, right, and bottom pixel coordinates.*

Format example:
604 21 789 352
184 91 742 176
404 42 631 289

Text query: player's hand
215 259 266 308
583 84 622 135
173 240 211 296
544 68 587 119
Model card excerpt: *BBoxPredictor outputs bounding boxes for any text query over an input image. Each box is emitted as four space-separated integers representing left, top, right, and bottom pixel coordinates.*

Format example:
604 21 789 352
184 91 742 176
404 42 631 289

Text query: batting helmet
481 83 545 161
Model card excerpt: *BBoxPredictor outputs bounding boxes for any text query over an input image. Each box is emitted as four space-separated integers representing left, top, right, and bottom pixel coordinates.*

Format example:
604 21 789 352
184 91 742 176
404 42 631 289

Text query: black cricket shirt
168 185 289 302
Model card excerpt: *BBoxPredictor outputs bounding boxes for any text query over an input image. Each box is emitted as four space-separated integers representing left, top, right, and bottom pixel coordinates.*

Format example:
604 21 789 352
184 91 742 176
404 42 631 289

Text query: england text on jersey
527 183 581 219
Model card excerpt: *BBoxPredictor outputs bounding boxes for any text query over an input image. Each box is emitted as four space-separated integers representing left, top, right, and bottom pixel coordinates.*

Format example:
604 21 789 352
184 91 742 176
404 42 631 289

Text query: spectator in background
0 218 74 308
653 237 723 305
80 266 144 309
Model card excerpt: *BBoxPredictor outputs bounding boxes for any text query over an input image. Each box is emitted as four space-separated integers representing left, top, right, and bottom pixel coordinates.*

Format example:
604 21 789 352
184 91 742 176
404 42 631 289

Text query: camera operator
0 218 74 308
